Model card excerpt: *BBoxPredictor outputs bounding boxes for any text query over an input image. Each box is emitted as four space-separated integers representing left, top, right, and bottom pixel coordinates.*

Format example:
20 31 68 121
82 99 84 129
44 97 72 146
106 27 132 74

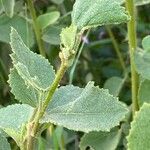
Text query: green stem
26 0 46 57
106 26 126 74
25 54 68 150
69 30 90 84
42 60 68 112
126 0 139 115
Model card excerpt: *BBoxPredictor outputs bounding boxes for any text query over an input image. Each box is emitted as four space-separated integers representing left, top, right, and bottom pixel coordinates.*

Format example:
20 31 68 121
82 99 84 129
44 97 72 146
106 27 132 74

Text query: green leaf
42 25 62 45
1 0 15 17
0 134 11 150
134 49 150 80
127 103 150 150
60 25 77 60
41 82 128 132
0 1 3 14
138 79 150 107
0 15 34 47
72 0 129 30
36 11 60 30
10 28 55 91
80 129 121 150
8 68 38 107
135 0 150 6
51 0 64 5
0 104 34 144
104 76 124 96
142 35 150 52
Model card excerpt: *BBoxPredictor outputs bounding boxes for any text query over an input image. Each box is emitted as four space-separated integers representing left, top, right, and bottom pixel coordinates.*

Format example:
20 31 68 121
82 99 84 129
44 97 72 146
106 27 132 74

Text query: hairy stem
126 0 139 115
106 26 126 74
25 54 68 149
26 0 46 57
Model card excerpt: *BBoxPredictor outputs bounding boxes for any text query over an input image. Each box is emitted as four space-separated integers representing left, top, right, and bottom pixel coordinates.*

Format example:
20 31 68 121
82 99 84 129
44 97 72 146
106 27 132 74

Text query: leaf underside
135 49 150 80
41 82 128 133
127 103 150 150
72 0 129 30
10 28 55 91
8 68 38 107
0 134 11 150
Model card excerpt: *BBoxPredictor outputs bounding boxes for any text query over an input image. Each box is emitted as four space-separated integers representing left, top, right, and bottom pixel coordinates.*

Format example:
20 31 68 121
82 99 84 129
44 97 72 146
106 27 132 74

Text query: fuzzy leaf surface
8 68 38 107
0 104 33 132
0 134 11 150
135 49 150 80
41 82 128 132
0 104 34 144
80 129 121 150
138 79 150 107
142 35 150 51
127 103 150 150
10 28 55 91
72 0 129 30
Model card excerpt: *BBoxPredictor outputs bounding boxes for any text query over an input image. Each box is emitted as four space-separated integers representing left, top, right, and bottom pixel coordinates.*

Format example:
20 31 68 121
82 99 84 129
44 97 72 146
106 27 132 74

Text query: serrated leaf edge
41 81 128 133
9 27 56 91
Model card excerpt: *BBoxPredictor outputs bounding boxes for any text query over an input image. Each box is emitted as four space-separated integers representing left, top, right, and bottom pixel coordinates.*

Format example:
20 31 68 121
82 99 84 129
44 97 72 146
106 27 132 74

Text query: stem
25 54 68 149
126 0 139 115
26 0 46 57
106 26 126 74
69 30 90 84
42 59 68 112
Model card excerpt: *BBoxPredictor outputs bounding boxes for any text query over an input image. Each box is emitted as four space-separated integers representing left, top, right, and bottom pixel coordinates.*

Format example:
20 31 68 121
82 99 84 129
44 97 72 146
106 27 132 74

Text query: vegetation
0 0 150 149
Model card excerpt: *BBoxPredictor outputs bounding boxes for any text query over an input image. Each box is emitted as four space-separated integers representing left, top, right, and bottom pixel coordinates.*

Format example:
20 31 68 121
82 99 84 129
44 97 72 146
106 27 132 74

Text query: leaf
41 82 128 133
0 104 34 144
0 15 34 47
51 0 64 5
42 25 62 45
8 68 38 107
135 0 150 6
142 35 150 52
60 25 77 60
134 49 150 80
104 76 124 96
80 129 121 150
0 134 11 150
0 1 3 14
138 79 150 107
10 28 55 91
1 0 15 17
72 0 129 30
127 103 150 150
36 11 60 30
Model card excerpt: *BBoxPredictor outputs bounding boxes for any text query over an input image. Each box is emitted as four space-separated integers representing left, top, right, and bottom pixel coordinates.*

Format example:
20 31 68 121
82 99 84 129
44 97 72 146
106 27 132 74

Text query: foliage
0 0 150 149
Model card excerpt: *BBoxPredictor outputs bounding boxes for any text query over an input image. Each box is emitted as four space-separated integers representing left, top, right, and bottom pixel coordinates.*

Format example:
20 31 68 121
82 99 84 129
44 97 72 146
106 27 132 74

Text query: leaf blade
72 0 129 30
41 82 128 132
10 28 55 91
127 103 150 150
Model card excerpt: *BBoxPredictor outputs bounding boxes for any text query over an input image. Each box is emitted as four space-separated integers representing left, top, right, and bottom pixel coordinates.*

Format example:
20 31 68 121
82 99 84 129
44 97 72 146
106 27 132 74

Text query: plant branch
26 0 46 57
25 53 68 150
126 0 139 115
106 26 126 74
